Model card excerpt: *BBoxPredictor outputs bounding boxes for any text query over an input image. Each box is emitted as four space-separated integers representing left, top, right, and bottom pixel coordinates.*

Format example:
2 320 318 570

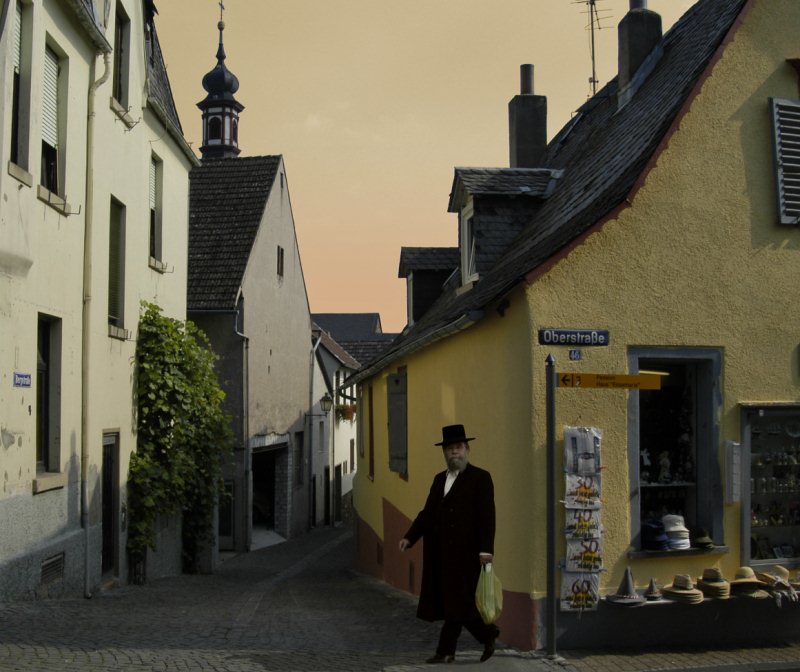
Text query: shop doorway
101 433 119 577
252 450 276 530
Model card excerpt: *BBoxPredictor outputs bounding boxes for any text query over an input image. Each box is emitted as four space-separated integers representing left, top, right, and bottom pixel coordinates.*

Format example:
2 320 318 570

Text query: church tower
197 6 244 159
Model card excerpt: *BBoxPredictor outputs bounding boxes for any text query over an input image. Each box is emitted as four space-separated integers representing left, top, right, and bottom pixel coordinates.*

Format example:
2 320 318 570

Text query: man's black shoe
426 654 455 664
481 625 500 662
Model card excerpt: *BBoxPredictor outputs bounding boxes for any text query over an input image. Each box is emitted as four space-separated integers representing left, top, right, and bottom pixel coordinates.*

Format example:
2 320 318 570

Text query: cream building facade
0 0 195 599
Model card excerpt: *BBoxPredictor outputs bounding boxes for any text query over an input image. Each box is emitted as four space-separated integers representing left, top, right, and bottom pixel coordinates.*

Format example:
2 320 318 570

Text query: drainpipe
233 304 250 551
82 51 111 599
308 331 323 530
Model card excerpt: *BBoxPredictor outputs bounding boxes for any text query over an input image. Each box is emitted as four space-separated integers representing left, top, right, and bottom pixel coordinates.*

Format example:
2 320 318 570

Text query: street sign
13 372 31 388
558 373 661 390
538 329 610 346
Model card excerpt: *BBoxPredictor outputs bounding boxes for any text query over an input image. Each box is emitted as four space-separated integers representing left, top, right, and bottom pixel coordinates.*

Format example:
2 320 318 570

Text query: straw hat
730 566 767 587
606 567 646 606
662 574 704 604
696 567 730 599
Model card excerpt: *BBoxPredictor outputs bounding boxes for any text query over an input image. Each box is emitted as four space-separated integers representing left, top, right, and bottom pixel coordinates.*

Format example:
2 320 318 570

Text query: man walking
398 424 499 664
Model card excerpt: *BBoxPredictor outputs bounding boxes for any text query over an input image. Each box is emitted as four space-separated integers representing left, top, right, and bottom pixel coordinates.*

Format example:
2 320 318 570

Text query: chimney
509 64 547 168
618 0 662 93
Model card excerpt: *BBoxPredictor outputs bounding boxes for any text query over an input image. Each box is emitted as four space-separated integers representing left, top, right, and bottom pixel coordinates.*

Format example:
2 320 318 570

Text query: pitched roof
398 247 459 278
64 0 112 52
447 167 563 212
311 313 386 341
350 0 748 385
338 337 397 368
188 156 281 311
314 325 361 369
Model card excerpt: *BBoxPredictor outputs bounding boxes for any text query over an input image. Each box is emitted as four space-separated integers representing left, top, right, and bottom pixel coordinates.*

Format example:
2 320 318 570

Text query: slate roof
312 313 386 341
188 156 281 311
146 20 183 136
398 247 459 278
313 325 361 369
338 337 397 368
65 0 112 52
350 0 748 385
447 167 563 212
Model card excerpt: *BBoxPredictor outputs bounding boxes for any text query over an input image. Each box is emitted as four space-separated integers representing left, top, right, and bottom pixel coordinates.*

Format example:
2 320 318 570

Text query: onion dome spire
197 2 244 159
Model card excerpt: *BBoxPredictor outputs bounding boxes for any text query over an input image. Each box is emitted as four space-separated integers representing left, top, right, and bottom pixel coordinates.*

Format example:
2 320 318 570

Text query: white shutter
42 47 59 148
149 159 157 210
770 97 800 225
13 2 21 74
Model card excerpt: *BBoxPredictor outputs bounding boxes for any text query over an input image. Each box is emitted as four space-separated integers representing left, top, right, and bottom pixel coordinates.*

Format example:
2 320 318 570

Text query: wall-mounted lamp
319 392 333 413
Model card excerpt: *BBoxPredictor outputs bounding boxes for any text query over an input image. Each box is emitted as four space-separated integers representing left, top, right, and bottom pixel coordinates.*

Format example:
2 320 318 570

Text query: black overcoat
404 463 495 622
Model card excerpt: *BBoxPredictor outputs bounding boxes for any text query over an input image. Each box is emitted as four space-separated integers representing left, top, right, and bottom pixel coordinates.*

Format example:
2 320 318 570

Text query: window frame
108 197 126 330
10 0 32 172
40 43 62 195
36 314 61 475
770 97 800 226
626 347 723 553
459 201 478 286
111 2 130 109
148 155 163 264
387 369 408 475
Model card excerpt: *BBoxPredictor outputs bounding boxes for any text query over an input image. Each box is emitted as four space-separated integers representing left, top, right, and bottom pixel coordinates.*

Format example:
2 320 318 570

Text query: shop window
628 348 722 552
387 370 407 474
743 405 800 566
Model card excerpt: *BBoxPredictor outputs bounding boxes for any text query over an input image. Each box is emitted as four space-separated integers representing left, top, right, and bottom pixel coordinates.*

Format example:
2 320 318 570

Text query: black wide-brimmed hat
435 424 475 446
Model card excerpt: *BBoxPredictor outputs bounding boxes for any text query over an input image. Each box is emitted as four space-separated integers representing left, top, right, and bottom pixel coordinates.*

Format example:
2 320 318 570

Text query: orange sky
156 1 691 333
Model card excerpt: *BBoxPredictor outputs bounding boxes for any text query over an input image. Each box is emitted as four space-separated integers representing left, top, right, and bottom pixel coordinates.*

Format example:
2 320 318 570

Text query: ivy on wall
128 302 233 580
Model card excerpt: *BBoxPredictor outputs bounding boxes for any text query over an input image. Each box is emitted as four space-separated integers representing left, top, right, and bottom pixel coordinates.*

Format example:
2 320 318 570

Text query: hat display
692 529 715 550
756 567 793 592
641 519 670 551
434 424 475 446
644 577 662 601
662 514 691 550
730 566 769 598
696 567 730 599
662 574 704 604
606 567 646 607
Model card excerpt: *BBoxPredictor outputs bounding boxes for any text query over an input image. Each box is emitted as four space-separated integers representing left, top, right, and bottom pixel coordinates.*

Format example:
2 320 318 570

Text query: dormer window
460 202 478 285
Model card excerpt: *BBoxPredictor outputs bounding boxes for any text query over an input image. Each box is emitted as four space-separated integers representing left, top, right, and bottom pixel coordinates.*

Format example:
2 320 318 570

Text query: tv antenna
573 0 612 96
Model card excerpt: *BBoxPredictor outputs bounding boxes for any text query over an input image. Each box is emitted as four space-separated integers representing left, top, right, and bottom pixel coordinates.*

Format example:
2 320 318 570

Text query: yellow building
351 0 800 650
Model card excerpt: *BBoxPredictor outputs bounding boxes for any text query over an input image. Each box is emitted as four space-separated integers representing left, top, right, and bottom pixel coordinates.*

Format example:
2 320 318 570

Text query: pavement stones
2 525 800 671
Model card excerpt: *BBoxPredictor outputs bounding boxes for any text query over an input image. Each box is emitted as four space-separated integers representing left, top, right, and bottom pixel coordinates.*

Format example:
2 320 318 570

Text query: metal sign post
545 354 557 657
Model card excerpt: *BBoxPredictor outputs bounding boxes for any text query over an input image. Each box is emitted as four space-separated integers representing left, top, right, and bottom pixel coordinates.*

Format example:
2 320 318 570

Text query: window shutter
13 2 21 74
387 372 408 474
770 97 800 225
149 158 157 210
42 46 59 148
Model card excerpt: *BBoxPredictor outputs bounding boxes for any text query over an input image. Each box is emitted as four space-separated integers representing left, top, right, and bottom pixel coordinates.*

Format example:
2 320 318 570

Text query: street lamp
319 392 333 413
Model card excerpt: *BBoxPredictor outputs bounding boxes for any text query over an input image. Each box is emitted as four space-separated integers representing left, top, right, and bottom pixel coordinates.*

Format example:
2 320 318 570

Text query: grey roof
339 337 397 369
65 0 112 52
351 0 747 385
313 325 361 369
398 247 459 278
448 167 563 212
311 313 386 341
188 156 281 311
146 20 182 136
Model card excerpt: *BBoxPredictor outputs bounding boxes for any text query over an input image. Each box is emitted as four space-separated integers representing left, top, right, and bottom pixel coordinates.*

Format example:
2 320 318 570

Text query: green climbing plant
128 302 233 579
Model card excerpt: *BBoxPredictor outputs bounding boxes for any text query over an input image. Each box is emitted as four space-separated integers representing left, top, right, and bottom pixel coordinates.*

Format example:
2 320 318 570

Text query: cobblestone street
4 525 800 672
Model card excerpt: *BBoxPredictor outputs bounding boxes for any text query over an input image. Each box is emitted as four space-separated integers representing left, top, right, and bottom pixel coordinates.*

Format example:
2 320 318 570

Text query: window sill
108 324 131 341
110 97 137 129
33 471 67 494
628 545 729 560
8 161 33 187
37 185 75 216
456 279 477 296
149 257 168 273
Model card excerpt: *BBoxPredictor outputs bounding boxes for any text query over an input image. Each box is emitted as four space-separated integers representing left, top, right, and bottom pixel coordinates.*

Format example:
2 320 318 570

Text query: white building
0 0 195 599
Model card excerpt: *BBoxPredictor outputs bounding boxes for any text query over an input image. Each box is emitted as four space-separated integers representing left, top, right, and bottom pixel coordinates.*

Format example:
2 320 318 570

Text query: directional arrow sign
558 373 661 390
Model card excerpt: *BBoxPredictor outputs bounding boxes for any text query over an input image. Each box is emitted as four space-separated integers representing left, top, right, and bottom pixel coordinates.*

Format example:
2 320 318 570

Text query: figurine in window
640 449 651 483
658 451 671 483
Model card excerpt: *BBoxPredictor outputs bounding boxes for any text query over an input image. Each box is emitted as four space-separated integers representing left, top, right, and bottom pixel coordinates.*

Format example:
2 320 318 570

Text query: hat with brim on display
692 529 715 549
696 567 730 599
662 574 704 604
606 567 646 606
756 568 792 592
730 566 767 588
644 577 662 601
662 514 690 534
434 424 475 446
642 520 670 551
